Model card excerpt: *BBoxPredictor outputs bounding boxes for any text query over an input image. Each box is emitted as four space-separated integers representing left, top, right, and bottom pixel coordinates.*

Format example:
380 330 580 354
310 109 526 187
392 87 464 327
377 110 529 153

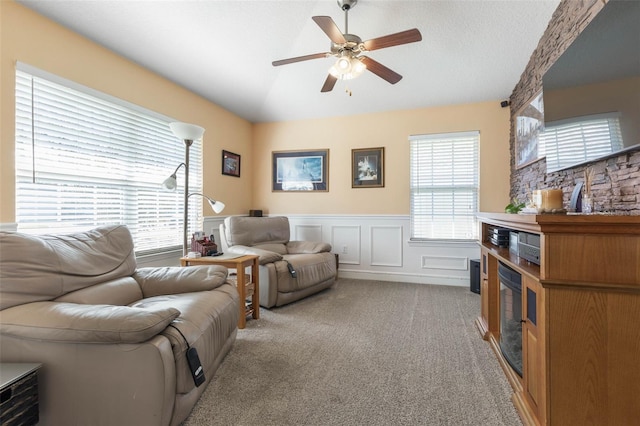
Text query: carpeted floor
182 279 521 425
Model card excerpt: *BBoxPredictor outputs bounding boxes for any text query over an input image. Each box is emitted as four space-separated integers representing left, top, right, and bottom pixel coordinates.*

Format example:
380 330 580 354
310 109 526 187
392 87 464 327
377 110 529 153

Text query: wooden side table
180 254 259 329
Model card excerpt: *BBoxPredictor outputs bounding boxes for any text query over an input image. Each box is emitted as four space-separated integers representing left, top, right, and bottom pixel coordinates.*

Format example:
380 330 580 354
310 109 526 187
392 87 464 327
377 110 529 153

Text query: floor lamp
162 122 225 256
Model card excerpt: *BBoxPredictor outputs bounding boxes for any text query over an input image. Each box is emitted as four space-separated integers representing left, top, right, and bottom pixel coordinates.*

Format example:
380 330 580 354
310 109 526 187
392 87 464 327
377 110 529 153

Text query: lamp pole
182 138 193 257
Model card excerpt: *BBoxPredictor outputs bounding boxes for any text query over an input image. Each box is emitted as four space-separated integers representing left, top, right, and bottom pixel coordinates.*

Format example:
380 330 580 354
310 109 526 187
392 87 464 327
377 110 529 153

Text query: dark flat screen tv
542 0 640 172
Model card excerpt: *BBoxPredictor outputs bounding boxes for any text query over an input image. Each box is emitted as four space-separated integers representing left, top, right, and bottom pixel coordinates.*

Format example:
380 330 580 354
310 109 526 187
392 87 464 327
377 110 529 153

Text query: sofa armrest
286 241 332 254
0 301 180 344
227 245 283 265
134 266 228 297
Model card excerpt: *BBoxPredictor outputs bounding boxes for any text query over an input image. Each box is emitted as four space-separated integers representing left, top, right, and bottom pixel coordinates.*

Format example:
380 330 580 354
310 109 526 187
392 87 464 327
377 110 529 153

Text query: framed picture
515 90 544 169
222 150 241 177
272 149 329 192
352 147 384 188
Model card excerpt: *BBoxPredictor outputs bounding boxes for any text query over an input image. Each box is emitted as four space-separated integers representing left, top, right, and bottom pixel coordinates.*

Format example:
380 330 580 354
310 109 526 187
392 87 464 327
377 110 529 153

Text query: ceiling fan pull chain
345 85 353 97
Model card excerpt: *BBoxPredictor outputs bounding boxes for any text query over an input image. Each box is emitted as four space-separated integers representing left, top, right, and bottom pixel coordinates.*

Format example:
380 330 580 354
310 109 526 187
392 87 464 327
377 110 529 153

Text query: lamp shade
169 122 205 141
162 174 178 190
207 199 225 214
189 193 225 214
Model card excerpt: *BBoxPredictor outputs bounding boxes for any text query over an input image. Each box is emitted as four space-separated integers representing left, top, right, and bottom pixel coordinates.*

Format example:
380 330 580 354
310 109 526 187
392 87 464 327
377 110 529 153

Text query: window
410 131 479 240
14 64 203 254
539 113 623 172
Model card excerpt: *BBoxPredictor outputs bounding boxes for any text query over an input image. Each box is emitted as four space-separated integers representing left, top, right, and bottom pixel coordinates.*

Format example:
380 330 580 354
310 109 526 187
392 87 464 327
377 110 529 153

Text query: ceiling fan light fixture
329 55 366 80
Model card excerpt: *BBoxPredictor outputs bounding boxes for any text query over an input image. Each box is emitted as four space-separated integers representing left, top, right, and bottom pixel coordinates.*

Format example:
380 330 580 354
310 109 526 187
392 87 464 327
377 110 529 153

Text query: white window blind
410 131 479 240
540 113 623 172
14 65 203 254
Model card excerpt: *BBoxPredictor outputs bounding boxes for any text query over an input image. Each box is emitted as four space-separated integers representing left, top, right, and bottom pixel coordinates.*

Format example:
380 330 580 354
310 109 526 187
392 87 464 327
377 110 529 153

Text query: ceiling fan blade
312 16 347 44
363 28 422 51
360 57 402 84
272 52 329 67
321 74 338 93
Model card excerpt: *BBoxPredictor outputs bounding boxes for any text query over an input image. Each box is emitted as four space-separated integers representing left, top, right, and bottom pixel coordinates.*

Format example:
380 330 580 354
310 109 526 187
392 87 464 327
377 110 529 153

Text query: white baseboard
337 269 468 287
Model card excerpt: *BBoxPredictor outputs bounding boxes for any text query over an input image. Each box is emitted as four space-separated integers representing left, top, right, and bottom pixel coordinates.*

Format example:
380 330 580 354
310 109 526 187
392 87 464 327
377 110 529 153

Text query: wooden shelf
480 242 540 281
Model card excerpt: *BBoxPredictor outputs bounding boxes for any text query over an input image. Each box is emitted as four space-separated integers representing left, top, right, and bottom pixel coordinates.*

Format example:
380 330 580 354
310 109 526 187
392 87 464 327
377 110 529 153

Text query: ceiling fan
272 0 422 93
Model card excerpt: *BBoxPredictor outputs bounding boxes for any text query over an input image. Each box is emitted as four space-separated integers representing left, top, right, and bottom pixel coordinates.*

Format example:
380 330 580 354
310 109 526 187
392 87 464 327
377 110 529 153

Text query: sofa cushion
54 277 143 306
224 245 283 265
0 225 137 310
133 265 228 297
130 283 239 394
277 252 337 293
253 243 288 255
286 240 332 254
0 301 180 343
223 216 290 247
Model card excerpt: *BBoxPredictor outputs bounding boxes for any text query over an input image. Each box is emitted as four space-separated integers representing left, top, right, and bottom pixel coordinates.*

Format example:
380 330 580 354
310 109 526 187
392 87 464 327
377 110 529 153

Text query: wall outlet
341 245 348 254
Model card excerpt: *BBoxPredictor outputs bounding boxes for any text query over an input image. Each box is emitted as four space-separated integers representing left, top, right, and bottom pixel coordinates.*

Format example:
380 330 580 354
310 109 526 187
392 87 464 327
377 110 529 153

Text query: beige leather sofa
0 225 239 426
220 216 337 308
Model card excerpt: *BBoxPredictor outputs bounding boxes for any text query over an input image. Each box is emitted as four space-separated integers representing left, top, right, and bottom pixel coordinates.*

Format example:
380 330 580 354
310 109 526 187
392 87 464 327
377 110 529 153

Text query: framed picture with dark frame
352 147 384 188
222 150 241 177
515 90 544 169
272 149 329 192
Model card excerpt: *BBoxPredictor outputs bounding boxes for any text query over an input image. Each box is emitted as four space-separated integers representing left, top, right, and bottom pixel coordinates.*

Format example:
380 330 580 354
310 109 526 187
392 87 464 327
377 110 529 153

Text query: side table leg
237 266 247 329
252 259 260 319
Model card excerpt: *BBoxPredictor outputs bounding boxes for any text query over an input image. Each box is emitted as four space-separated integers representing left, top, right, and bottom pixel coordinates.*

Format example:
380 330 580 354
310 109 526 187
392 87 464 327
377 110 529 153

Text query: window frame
409 131 480 241
14 63 203 255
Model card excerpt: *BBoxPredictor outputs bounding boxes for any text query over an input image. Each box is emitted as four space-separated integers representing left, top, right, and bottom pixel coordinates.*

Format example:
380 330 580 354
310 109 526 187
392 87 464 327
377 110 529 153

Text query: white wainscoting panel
294 224 322 242
370 225 403 267
330 225 361 265
421 255 469 271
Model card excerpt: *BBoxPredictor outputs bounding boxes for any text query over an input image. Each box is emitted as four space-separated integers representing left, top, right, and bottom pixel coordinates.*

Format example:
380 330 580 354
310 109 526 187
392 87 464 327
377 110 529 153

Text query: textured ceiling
17 0 561 123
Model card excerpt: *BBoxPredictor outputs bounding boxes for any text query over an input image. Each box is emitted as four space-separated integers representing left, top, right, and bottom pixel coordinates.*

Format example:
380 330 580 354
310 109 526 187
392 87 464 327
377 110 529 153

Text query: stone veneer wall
509 0 640 214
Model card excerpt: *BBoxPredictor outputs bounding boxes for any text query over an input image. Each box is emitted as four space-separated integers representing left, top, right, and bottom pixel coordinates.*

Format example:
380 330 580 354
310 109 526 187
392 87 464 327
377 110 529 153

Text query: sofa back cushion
0 225 137 310
223 216 290 248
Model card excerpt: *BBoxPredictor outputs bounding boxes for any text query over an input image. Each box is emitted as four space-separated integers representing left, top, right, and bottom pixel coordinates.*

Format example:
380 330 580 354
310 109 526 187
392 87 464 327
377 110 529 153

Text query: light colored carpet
182 279 521 425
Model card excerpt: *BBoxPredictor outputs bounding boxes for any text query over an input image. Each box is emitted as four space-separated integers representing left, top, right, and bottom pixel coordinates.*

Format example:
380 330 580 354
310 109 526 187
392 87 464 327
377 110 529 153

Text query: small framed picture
352 147 384 188
222 150 241 177
272 149 329 192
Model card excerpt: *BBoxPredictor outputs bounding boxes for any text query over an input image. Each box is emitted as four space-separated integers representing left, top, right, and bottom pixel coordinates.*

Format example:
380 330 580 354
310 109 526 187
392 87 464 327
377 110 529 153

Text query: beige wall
0 1 253 223
1 1 511 224
253 102 511 215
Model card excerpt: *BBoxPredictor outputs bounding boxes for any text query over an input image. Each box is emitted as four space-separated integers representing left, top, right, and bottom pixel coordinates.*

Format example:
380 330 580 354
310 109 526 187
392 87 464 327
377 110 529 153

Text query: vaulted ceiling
18 0 560 123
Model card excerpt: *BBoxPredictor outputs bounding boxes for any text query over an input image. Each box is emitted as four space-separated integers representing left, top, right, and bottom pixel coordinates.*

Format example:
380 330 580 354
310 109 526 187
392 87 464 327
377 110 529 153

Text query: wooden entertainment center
476 212 640 425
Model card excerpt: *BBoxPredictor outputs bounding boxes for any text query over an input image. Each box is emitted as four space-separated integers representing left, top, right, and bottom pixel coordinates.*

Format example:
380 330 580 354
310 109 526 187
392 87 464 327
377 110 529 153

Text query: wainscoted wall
509 0 640 214
1 216 480 286
202 215 479 287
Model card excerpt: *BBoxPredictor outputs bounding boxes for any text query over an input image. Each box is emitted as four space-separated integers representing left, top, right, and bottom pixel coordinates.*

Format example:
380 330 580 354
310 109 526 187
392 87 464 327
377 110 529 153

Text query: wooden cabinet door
522 276 546 423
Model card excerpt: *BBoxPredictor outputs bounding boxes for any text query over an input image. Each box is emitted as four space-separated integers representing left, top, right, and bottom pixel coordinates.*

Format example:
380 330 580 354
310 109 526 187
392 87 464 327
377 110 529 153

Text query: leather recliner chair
0 225 239 426
219 216 337 308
